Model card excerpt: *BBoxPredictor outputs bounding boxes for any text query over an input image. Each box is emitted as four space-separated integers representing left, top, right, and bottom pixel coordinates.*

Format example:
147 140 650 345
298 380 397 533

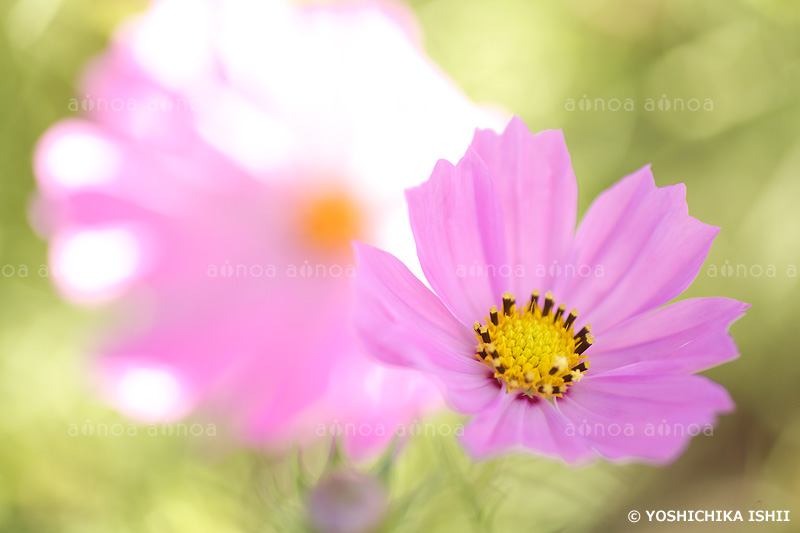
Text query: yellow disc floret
474 290 593 399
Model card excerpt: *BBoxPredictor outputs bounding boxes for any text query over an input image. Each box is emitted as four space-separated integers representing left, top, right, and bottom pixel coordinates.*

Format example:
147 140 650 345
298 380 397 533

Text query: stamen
528 290 540 312
554 303 565 323
575 333 594 355
542 291 554 316
564 309 578 330
473 289 592 399
502 292 515 316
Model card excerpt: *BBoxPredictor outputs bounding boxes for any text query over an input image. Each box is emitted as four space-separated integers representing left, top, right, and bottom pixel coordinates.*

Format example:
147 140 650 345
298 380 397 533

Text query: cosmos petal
461 394 593 463
406 148 510 325
97 297 337 439
589 297 749 375
553 166 719 334
460 393 524 458
354 242 500 413
558 373 734 464
470 118 578 295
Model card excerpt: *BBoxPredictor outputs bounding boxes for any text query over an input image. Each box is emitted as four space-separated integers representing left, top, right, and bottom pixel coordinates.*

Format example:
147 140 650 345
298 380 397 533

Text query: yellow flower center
474 290 593 399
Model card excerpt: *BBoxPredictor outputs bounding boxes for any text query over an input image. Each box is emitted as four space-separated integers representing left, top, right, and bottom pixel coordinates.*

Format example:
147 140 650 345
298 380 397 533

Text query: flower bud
306 471 388 533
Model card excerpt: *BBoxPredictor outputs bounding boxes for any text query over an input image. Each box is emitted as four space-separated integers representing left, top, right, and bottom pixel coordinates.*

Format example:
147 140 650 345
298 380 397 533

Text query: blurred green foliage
1 0 799 531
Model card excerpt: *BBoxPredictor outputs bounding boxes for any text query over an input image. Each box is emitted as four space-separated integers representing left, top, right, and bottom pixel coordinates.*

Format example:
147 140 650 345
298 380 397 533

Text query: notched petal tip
555 161 727 331
471 114 568 154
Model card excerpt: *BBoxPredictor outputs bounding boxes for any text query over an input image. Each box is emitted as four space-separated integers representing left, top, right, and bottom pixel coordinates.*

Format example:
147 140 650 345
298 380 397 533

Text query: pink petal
215 0 503 179
353 242 500 413
299 0 424 47
470 118 578 295
460 393 522 458
80 48 199 153
558 373 734 464
334 365 442 461
461 393 593 463
406 149 510 325
34 119 261 224
553 166 719 334
590 297 749 375
98 287 345 442
96 317 303 432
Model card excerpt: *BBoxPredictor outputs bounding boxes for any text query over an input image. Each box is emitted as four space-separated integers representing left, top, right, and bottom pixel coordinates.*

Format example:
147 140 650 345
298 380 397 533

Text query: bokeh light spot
115 367 183 422
53 227 141 302
45 133 120 188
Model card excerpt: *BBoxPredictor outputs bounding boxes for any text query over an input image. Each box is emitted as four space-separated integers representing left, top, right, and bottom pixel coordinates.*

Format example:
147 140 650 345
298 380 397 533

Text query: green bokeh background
1 0 799 531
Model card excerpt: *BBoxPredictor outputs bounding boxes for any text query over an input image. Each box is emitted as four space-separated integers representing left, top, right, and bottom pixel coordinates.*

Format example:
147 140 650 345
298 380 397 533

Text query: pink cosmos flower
33 0 501 458
354 116 748 464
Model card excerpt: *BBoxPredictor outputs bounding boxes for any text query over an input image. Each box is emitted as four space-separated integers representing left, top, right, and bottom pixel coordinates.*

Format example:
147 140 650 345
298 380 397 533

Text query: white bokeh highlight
51 227 142 303
115 366 185 422
128 0 215 89
44 133 120 188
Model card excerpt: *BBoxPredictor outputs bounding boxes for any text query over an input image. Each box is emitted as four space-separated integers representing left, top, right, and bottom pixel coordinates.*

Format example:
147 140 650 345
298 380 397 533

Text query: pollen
473 290 592 399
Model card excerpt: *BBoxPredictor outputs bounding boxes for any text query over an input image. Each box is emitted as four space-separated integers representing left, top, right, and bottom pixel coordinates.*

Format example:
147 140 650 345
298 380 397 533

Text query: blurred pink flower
33 0 502 458
354 116 748 464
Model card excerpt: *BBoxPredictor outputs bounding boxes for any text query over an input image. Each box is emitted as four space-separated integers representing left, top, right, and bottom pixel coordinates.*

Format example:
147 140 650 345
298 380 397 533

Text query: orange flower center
299 192 364 255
